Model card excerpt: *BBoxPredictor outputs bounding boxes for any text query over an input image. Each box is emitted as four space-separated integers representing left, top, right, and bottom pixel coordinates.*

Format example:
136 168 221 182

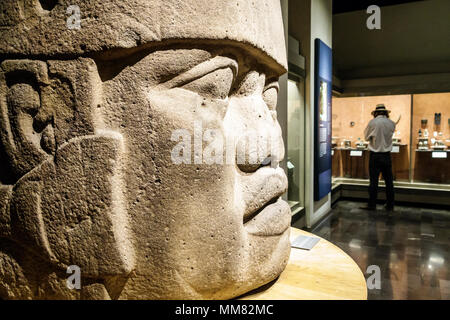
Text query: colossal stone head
0 0 290 299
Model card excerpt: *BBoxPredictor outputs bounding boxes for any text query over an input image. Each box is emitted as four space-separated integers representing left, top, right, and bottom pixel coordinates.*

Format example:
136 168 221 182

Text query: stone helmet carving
0 0 289 299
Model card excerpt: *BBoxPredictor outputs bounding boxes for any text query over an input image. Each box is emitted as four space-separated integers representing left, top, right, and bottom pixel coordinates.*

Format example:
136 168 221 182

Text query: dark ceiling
332 0 426 14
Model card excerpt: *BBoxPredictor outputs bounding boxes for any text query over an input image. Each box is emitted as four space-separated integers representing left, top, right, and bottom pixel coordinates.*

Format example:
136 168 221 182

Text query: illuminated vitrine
331 92 450 186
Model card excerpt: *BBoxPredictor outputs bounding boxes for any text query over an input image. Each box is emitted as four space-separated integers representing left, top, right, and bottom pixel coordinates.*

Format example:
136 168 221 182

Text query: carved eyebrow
156 56 238 89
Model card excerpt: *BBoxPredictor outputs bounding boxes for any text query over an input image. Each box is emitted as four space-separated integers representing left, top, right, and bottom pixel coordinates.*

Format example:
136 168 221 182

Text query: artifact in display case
417 137 429 150
355 138 368 150
431 132 447 150
420 119 430 142
332 136 338 148
434 113 441 125
342 139 352 149
392 130 402 145
417 128 429 150
432 141 446 150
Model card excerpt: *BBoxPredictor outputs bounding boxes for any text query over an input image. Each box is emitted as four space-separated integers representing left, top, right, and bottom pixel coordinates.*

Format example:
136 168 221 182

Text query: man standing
361 104 396 213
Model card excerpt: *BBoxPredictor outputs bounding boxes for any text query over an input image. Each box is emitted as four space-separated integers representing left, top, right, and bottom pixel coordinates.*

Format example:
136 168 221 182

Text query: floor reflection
309 200 450 300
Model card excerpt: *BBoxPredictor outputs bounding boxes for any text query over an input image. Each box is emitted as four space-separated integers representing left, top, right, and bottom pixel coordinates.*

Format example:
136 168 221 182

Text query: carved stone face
101 48 290 299
0 1 289 299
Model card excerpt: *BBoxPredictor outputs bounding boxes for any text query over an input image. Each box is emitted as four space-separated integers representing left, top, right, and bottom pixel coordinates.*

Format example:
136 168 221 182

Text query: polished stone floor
309 200 450 300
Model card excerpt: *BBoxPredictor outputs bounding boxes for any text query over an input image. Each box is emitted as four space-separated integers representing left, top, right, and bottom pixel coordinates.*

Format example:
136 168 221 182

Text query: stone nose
235 126 283 173
225 95 284 173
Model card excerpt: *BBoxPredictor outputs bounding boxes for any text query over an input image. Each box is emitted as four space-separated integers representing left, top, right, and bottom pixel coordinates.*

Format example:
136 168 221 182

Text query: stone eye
263 83 279 111
181 67 234 100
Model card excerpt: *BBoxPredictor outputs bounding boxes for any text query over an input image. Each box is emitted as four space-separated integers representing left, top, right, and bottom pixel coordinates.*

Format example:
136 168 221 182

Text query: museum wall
309 0 333 225
290 0 333 228
332 0 450 96
333 0 450 79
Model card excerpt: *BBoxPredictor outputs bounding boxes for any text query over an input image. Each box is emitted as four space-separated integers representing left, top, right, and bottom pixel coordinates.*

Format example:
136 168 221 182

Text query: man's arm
364 121 374 141
389 118 397 133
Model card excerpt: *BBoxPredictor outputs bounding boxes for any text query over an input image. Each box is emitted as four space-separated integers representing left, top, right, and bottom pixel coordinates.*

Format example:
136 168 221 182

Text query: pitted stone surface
0 0 290 300
0 0 286 72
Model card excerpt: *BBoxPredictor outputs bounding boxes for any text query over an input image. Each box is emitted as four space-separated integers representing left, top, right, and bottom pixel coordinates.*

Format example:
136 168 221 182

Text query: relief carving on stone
0 0 289 300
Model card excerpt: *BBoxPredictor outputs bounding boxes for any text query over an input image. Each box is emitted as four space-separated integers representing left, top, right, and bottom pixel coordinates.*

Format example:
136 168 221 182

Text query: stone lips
0 0 287 72
244 198 291 236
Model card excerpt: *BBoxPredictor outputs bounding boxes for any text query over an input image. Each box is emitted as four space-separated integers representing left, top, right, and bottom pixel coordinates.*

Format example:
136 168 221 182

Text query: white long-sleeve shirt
364 115 396 152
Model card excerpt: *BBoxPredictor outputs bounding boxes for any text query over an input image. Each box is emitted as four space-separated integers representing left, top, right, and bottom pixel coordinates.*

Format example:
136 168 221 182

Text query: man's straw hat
371 104 391 115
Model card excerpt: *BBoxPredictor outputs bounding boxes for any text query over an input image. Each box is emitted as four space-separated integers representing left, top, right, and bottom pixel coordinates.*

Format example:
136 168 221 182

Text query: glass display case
287 79 306 210
331 92 450 186
411 93 450 184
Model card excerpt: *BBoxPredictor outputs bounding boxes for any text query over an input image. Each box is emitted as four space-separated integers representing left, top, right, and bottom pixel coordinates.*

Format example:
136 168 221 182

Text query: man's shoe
360 205 376 211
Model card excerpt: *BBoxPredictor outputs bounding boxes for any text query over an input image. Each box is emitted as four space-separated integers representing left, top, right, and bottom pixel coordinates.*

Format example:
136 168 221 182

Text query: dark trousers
368 151 394 208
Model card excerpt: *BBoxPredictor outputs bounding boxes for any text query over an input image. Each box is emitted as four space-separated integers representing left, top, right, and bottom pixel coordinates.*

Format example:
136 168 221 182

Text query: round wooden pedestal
241 228 368 300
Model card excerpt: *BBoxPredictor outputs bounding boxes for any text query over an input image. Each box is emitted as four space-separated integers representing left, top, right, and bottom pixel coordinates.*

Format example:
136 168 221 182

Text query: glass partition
287 79 305 209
